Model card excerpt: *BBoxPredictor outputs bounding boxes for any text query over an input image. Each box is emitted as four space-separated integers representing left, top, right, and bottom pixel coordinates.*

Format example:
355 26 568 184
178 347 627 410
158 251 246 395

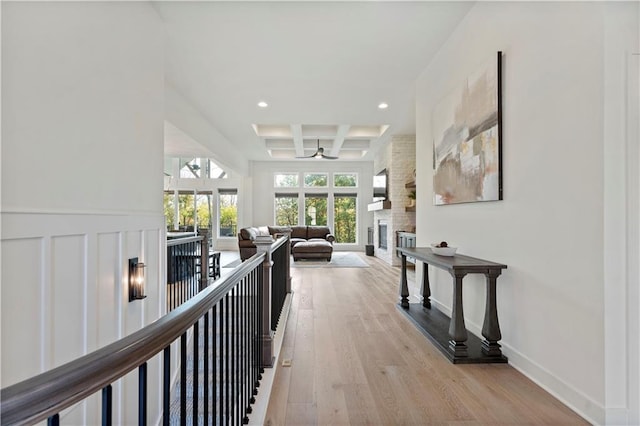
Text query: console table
397 246 508 364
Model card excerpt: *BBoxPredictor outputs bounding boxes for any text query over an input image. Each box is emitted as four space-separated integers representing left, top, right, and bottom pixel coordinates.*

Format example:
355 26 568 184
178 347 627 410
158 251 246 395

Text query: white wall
1 2 165 424
415 2 630 424
250 161 373 251
165 85 249 176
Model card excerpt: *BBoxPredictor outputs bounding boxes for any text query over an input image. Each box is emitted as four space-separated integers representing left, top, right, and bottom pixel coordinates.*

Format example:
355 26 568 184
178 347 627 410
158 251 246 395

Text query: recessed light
378 102 388 109
257 101 268 108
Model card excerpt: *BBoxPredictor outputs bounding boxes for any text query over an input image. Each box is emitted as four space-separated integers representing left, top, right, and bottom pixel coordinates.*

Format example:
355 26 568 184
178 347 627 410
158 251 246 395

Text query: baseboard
419 297 605 425
606 407 630 425
248 292 292 425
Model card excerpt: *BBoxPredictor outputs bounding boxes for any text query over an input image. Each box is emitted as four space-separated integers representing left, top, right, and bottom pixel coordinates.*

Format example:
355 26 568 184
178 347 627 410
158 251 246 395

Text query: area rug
292 251 369 268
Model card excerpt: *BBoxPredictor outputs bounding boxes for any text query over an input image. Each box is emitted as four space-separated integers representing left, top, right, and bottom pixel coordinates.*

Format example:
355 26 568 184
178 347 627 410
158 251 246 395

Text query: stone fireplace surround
372 135 416 267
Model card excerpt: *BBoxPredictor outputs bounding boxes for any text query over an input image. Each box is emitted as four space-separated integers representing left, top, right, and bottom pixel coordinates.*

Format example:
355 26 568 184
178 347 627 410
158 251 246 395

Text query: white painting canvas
432 52 503 205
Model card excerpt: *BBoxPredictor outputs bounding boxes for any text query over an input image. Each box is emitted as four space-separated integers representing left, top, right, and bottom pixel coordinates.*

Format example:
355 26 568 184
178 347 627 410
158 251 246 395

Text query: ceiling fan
297 139 338 160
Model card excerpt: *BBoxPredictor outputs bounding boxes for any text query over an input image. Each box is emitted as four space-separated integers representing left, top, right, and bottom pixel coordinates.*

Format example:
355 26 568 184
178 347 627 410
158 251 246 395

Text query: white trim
249 293 292 425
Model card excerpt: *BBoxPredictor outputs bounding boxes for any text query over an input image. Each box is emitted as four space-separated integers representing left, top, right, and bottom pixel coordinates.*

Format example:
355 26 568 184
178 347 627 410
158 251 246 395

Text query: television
373 169 388 201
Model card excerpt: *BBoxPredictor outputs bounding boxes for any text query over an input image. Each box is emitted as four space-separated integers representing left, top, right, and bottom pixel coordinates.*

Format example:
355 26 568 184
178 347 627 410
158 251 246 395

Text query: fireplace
378 221 388 250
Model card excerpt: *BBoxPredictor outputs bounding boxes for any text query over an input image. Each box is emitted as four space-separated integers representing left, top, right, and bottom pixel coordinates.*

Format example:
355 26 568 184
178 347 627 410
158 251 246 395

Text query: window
275 173 299 187
163 191 176 230
304 173 328 187
272 172 359 243
334 194 357 243
218 189 238 238
165 190 220 234
334 173 357 187
207 160 226 179
305 193 327 226
196 192 213 232
178 192 196 231
179 158 202 179
275 193 299 226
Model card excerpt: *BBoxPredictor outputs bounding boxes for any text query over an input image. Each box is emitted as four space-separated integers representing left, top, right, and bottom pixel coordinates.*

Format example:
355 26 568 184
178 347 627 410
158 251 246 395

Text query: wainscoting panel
96 232 121 350
0 237 44 385
0 210 165 426
51 234 87 370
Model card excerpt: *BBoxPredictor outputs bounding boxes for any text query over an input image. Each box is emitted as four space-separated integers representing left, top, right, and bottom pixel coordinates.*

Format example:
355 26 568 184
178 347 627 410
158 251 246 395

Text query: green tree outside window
334 195 357 243
275 196 298 226
305 196 327 226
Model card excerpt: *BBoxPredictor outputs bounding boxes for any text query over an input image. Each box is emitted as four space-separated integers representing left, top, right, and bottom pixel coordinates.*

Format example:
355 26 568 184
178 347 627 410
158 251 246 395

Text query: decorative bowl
430 244 457 256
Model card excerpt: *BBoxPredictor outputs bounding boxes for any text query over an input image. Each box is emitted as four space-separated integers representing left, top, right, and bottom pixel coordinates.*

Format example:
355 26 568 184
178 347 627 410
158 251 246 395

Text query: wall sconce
128 257 146 302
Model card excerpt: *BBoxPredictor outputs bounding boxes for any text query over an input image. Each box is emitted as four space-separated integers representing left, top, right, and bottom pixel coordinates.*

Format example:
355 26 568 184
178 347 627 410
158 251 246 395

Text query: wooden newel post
254 237 275 368
280 231 292 294
198 229 209 291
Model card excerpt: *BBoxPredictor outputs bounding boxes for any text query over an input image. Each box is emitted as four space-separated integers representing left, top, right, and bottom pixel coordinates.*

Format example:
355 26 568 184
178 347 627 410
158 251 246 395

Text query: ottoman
292 240 333 261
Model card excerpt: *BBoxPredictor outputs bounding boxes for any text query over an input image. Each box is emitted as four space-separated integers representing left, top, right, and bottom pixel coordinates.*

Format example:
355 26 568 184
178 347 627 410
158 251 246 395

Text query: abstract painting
432 51 503 205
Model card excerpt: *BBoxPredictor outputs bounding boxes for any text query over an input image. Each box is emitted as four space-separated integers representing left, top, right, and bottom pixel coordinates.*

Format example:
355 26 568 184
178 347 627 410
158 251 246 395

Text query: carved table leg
399 254 409 308
448 271 468 357
481 269 503 356
421 262 431 309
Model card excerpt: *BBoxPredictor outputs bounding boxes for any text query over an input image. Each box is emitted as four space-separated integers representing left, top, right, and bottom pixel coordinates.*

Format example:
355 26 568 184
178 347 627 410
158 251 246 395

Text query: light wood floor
264 253 589 426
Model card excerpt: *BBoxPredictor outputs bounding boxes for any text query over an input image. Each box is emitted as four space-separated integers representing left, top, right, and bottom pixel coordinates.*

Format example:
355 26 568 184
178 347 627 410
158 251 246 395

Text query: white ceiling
155 1 474 163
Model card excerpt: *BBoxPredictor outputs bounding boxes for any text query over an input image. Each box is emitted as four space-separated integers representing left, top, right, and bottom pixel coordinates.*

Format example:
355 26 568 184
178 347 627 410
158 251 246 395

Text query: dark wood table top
396 247 507 273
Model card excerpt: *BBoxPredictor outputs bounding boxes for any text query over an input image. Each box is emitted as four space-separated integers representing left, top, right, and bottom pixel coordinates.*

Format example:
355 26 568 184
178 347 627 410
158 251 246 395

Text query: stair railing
0 235 290 425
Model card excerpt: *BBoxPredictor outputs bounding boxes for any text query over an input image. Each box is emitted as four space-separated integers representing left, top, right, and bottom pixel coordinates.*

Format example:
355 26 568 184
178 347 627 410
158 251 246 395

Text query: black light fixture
128 257 146 302
296 139 338 160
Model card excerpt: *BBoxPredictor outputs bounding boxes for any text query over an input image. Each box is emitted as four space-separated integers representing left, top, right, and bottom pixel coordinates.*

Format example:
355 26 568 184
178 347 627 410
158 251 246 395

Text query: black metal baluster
251 270 257 403
172 247 176 311
163 346 170 426
226 294 231 425
213 305 217 423
191 242 195 299
258 267 264 381
219 298 224 426
180 332 187 426
102 384 112 426
193 320 199 423
167 246 172 311
235 282 240 426
139 362 147 426
231 286 236 425
243 276 250 424
204 311 209 424
47 414 59 426
240 277 246 424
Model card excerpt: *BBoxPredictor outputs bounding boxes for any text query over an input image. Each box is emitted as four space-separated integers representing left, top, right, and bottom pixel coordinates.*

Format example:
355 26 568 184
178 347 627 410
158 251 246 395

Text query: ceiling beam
290 124 304 157
330 125 351 157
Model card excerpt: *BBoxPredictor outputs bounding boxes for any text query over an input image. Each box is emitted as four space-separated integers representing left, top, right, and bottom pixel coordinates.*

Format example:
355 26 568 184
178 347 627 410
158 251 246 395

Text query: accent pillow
240 227 258 240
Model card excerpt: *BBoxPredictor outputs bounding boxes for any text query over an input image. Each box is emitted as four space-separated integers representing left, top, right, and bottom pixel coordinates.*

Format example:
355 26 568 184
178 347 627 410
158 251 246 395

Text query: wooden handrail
166 235 203 247
0 253 265 425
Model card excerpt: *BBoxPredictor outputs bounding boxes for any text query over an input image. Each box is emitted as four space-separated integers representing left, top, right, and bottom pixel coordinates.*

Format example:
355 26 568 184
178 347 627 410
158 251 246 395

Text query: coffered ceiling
155 1 474 164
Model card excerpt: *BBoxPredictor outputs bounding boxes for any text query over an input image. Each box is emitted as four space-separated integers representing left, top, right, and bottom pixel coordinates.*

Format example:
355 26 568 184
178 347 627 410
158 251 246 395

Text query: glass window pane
334 173 358 187
275 173 299 187
218 191 238 237
178 193 196 231
304 173 328 187
207 160 227 179
179 158 201 179
196 194 212 232
164 192 176 230
305 195 327 226
334 195 357 243
275 195 299 226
